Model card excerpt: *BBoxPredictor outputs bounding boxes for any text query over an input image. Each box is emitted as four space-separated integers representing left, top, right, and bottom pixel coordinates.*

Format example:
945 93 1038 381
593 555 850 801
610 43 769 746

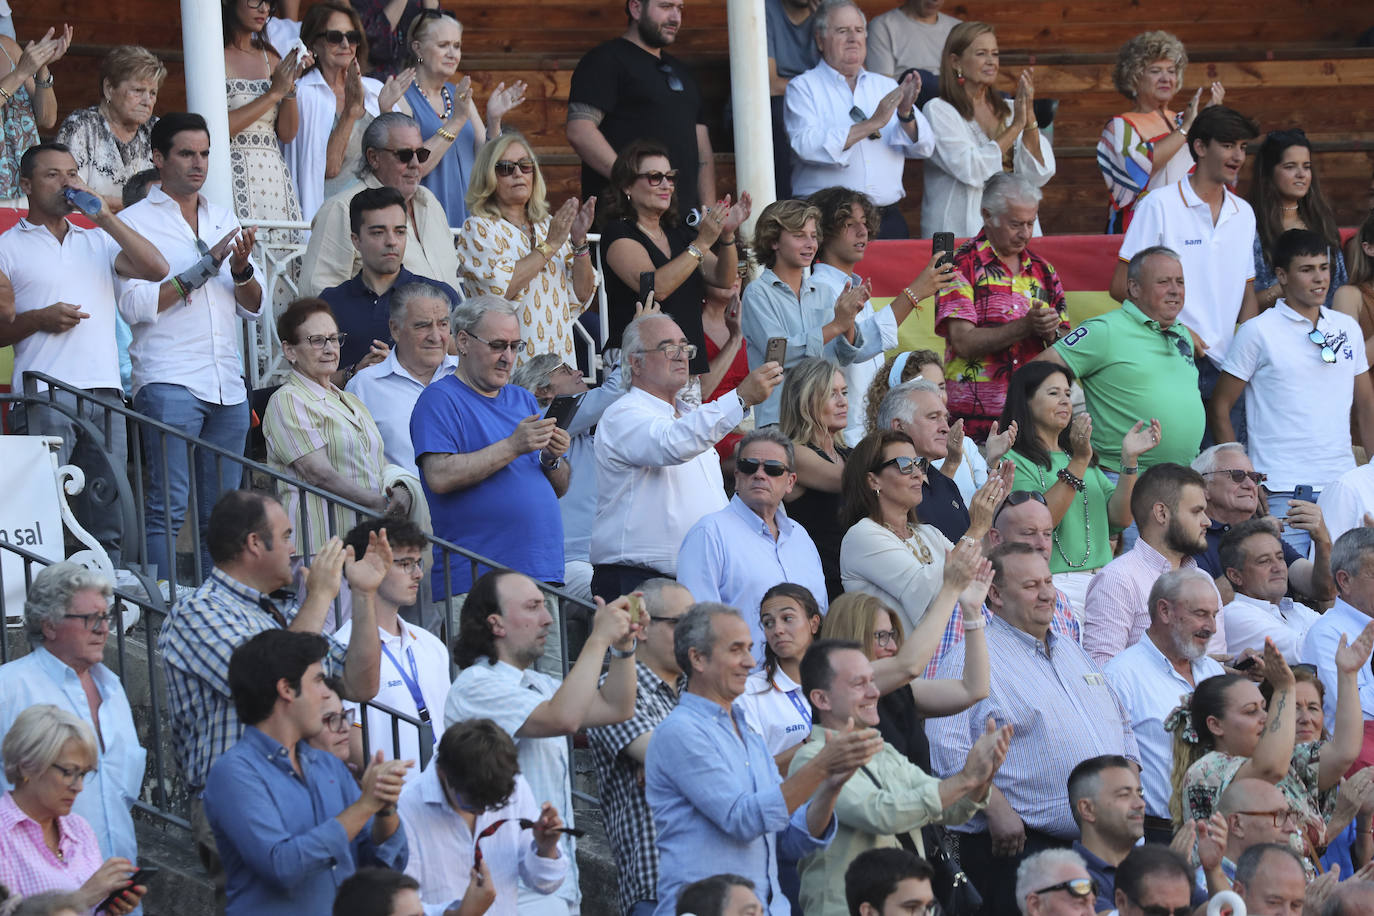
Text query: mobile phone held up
1292 485 1316 504
931 232 955 268
765 336 787 367
544 393 583 431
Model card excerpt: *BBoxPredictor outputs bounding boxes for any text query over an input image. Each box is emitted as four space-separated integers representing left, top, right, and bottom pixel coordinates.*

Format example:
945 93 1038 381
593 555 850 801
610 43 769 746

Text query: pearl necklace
415 80 453 119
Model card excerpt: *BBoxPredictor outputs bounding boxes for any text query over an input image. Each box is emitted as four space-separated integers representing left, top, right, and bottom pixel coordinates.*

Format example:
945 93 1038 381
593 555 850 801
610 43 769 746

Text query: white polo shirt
1117 178 1256 366
1317 464 1374 545
1221 300 1366 492
0 218 123 391
1221 592 1320 661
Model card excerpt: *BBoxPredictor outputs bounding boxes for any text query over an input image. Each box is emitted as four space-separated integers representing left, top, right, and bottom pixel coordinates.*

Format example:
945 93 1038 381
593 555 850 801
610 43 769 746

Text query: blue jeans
135 384 249 581
628 902 656 916
1198 358 1247 449
1267 492 1313 558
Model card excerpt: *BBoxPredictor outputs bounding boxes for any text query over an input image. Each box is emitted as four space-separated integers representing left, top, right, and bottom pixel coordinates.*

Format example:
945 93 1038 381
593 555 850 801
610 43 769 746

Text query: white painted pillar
180 0 233 209
727 0 775 235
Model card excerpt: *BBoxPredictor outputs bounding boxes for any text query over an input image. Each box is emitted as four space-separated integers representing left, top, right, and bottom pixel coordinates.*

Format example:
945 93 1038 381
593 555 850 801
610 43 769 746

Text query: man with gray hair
590 313 781 601
1014 848 1096 916
411 295 571 609
935 171 1069 441
1037 246 1203 475
0 563 146 872
1103 566 1225 843
1302 527 1374 732
1231 843 1307 916
347 280 460 477
301 111 459 296
1219 518 1322 659
678 428 829 660
783 0 933 239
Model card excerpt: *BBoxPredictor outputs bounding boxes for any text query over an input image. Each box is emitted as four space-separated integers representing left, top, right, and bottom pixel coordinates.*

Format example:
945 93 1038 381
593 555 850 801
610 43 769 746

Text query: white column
180 0 234 210
727 0 775 235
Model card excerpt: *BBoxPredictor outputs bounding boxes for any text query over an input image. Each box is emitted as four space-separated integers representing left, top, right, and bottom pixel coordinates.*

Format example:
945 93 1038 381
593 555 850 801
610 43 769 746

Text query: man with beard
1103 569 1226 844
1082 463 1224 666
566 0 715 219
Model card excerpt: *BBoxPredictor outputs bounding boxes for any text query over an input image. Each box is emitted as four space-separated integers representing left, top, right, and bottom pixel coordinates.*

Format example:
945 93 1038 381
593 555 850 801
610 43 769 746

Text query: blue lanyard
379 637 432 731
785 687 812 730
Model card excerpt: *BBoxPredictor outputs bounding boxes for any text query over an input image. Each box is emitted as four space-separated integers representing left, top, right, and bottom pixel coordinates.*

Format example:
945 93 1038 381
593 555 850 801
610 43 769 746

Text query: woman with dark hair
736 583 824 773
599 139 750 380
1000 361 1157 610
1335 212 1374 353
1249 129 1348 310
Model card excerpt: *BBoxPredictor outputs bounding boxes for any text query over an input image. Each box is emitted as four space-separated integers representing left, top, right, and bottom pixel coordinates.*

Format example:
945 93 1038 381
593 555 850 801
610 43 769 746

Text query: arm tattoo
1266 691 1288 733
567 102 605 126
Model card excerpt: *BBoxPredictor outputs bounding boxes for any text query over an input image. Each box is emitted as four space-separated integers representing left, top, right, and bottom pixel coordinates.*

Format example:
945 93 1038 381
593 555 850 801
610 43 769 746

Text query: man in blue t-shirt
410 295 570 609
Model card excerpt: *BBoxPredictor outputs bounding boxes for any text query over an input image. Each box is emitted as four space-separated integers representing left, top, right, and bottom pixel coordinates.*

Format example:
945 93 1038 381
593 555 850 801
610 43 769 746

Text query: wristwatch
897 109 916 123
540 453 563 471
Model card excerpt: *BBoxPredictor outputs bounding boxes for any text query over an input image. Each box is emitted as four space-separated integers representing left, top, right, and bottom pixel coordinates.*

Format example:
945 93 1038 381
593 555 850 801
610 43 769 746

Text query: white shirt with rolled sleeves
1116 178 1255 366
117 186 262 404
1300 597 1374 735
346 350 460 476
0 218 123 391
1103 632 1225 819
1221 591 1320 662
1220 300 1367 493
783 60 935 204
591 385 743 576
1317 464 1374 546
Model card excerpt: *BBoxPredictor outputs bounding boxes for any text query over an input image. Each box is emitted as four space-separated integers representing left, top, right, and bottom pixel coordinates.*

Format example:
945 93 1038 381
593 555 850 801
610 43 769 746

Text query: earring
955 68 965 86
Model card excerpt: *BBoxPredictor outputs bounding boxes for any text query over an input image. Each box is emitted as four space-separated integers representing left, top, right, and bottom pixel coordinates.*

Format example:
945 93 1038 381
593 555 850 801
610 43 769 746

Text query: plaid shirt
934 230 1068 439
158 568 347 791
586 661 683 914
0 791 104 900
925 596 1081 680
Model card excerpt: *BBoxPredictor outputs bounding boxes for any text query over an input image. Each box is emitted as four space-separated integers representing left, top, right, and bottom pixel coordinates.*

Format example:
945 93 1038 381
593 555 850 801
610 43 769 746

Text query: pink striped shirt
0 791 104 901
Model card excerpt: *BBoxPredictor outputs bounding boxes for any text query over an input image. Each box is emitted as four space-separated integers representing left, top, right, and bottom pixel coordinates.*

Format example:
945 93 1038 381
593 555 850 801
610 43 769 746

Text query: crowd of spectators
6 1 1374 915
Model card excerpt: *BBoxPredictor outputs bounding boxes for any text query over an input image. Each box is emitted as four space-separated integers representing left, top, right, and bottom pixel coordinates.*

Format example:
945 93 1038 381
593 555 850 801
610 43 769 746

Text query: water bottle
63 186 103 217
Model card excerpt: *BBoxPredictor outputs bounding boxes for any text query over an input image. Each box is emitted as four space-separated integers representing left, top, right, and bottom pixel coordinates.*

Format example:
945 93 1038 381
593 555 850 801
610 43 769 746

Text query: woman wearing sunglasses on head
393 9 526 228
457 133 598 368
599 139 751 384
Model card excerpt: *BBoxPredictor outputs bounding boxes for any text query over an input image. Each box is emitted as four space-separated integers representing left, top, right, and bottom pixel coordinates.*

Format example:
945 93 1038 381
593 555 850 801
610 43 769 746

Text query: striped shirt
924 593 1082 679
263 369 387 557
158 569 348 791
927 615 1139 839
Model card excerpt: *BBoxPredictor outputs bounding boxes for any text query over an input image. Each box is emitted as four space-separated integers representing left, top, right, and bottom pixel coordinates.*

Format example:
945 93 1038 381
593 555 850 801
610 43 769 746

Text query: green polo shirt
1052 299 1205 472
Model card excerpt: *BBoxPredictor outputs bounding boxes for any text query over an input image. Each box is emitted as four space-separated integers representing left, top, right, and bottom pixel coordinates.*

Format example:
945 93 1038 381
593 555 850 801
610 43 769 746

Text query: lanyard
785 687 812 730
379 637 432 730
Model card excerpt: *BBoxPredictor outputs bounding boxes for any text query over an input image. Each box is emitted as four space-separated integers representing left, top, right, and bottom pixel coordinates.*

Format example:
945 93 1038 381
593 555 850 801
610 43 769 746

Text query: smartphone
638 270 655 305
765 336 787 367
1232 655 1258 672
100 866 159 912
544 393 582 430
627 593 645 626
931 231 956 268
1292 484 1317 504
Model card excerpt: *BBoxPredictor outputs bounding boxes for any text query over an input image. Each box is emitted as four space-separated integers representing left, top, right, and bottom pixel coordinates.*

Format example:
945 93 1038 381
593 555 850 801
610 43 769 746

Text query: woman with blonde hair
1097 30 1223 233
921 21 1054 237
457 132 598 367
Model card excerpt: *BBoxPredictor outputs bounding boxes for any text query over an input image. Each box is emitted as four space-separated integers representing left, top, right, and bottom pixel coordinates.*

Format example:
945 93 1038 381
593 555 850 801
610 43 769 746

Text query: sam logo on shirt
1183 239 1203 246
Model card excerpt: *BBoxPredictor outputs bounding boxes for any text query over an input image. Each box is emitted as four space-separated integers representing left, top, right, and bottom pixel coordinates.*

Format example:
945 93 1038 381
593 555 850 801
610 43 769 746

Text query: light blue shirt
346 350 460 475
1301 597 1374 734
677 495 829 664
0 647 145 865
558 384 624 564
646 691 835 916
742 266 861 426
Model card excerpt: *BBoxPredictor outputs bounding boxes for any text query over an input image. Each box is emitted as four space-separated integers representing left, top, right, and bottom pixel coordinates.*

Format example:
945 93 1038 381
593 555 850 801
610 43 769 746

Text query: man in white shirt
336 519 450 780
1103 568 1225 842
1301 527 1374 732
678 428 829 658
1317 463 1374 547
1210 229 1374 557
865 0 959 83
347 280 459 476
0 142 168 566
590 313 779 601
784 0 933 239
398 718 568 916
117 112 265 581
1218 519 1321 660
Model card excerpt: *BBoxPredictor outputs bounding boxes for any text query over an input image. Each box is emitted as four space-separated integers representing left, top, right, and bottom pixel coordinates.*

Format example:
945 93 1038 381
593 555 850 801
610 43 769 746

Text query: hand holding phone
931 231 955 268
765 336 787 367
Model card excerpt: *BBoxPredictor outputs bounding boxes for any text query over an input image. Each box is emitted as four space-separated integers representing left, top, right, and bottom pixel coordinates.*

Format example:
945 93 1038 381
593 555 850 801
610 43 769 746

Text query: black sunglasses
1162 328 1194 365
495 158 536 176
874 455 927 476
848 104 882 141
737 457 791 477
322 29 362 45
657 62 684 92
1203 469 1267 485
381 146 432 164
992 489 1048 525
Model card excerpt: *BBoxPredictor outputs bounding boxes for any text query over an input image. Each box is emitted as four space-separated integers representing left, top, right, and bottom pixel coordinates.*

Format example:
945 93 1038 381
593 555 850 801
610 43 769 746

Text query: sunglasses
1203 469 1267 485
874 455 927 476
636 169 678 187
322 29 362 45
1162 328 1194 365
849 104 883 141
381 146 432 164
473 818 586 866
737 457 791 477
657 62 684 92
1034 878 1097 900
1308 327 1346 364
495 158 536 177
991 489 1048 525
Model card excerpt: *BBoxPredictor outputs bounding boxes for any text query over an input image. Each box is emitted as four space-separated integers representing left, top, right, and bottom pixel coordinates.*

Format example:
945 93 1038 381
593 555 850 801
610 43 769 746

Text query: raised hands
1121 418 1162 464
946 417 966 464
1260 636 1295 691
1067 413 1094 464
815 716 884 786
270 48 309 100
359 750 413 812
942 536 985 592
966 472 1009 539
1334 620 1374 675
908 252 959 302
591 592 642 652
736 359 785 408
305 537 348 604
832 277 872 327
377 66 413 113
487 79 529 126
962 716 1012 787
570 196 597 246
721 192 753 237
229 226 258 274
1012 69 1036 131
985 419 1018 465
958 555 996 613
17 25 73 82
545 197 580 251
344 527 393 596
896 70 921 119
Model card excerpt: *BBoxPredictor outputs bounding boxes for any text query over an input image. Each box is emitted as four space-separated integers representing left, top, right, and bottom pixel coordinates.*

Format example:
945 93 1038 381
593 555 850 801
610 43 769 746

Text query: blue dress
403 82 476 227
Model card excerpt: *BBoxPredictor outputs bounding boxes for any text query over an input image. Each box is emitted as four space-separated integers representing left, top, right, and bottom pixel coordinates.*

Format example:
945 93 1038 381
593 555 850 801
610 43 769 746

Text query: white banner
0 436 64 621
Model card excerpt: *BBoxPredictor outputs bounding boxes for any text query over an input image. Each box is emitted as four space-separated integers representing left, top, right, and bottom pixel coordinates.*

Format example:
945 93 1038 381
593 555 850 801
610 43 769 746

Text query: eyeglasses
1308 327 1346 364
380 146 433 165
636 169 679 187
873 628 898 647
874 455 927 476
322 29 362 45
649 615 681 625
657 62 684 92
465 332 527 354
1034 878 1097 900
991 489 1048 526
474 818 586 866
393 557 423 574
1202 469 1267 485
494 158 536 177
50 762 97 788
300 333 346 350
244 0 276 9
737 457 791 477
322 708 357 734
1291 663 1318 676
1236 808 1301 829
63 610 112 631
642 341 697 360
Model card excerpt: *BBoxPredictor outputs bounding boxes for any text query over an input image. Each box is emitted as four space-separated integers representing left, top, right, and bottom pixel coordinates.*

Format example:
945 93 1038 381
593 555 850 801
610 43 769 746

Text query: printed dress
1096 109 1193 234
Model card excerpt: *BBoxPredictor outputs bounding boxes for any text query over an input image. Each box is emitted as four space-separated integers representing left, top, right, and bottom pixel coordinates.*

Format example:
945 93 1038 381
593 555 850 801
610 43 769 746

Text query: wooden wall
18 0 1374 235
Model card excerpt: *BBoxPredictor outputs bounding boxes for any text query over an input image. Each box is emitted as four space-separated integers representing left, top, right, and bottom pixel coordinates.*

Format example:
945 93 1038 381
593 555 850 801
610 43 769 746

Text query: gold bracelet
0 85 12 104
686 243 705 263
435 127 457 142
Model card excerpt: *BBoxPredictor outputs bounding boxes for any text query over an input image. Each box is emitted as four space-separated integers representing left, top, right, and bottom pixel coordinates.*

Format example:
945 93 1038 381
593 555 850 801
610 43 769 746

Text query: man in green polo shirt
1036 246 1205 474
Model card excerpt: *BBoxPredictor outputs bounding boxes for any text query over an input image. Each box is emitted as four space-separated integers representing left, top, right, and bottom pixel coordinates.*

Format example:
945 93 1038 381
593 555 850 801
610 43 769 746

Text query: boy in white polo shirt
1210 229 1374 556
1113 106 1260 437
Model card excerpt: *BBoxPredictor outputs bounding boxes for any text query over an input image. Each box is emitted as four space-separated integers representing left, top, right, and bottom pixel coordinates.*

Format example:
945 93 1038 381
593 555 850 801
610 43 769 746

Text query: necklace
880 519 933 564
415 80 453 119
1035 458 1093 568
636 221 665 239
1280 204 1300 211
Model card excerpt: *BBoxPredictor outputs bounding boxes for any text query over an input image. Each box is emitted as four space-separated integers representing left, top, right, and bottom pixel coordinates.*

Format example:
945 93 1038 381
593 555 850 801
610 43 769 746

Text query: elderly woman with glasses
0 705 146 914
457 133 598 367
0 564 146 887
600 139 750 382
264 298 404 557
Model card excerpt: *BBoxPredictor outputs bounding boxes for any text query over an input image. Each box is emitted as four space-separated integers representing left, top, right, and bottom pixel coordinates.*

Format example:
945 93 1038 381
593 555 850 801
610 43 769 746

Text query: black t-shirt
599 218 709 374
569 38 707 217
785 444 852 601
917 469 971 542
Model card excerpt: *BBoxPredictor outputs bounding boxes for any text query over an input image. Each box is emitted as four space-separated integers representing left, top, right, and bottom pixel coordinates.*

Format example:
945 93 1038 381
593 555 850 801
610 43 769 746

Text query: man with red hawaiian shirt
935 173 1068 441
